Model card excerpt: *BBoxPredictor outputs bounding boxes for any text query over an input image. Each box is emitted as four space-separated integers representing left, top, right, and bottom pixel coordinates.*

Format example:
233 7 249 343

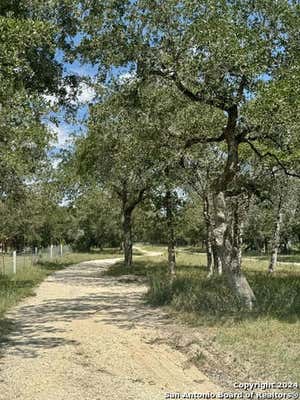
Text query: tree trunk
210 106 256 309
119 184 148 267
165 190 176 278
212 244 222 275
233 199 243 270
212 191 256 309
168 242 176 278
268 198 283 273
263 238 268 254
203 195 215 277
123 210 133 267
206 237 214 277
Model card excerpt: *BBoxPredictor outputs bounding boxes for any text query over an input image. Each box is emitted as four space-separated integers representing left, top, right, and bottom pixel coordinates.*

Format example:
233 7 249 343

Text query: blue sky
48 45 132 153
46 57 97 151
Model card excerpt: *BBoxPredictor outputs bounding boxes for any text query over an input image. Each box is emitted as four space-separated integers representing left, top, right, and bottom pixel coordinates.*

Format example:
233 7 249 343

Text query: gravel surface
0 256 219 400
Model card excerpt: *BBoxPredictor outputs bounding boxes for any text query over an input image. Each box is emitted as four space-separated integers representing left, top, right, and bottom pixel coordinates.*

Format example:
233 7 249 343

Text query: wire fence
0 245 72 275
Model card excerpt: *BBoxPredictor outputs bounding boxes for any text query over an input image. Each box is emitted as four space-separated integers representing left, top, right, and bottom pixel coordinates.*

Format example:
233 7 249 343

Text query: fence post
50 244 53 259
13 251 17 274
60 243 63 257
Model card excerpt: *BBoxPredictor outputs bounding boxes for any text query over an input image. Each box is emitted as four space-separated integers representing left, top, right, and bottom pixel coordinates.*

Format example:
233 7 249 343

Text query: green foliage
69 189 122 251
0 16 59 100
243 176 300 253
134 194 206 246
79 0 297 82
77 0 300 184
75 84 162 192
0 182 72 248
0 0 67 102
0 0 75 249
0 93 52 198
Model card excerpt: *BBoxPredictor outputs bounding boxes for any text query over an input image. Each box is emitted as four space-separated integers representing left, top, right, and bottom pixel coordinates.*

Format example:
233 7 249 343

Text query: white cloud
118 71 137 84
43 94 58 107
51 158 60 169
47 122 72 148
43 82 96 107
76 82 96 104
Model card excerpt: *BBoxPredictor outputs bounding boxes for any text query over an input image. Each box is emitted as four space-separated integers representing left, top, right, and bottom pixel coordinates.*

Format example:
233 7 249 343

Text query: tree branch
184 131 225 149
126 187 149 213
151 68 227 111
237 125 261 142
244 140 300 179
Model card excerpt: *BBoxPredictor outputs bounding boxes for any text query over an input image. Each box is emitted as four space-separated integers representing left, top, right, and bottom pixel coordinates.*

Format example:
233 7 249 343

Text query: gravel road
0 256 219 400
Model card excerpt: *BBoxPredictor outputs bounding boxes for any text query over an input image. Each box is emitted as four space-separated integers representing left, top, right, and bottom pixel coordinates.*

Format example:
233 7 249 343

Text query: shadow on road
0 259 171 359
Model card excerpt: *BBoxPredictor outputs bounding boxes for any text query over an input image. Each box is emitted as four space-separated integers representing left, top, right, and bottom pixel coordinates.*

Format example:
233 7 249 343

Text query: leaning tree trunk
165 190 176 278
268 198 283 273
212 191 256 309
123 209 133 267
210 106 256 309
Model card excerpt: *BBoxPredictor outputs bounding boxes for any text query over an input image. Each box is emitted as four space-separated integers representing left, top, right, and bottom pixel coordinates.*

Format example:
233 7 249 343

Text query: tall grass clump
147 270 242 316
0 265 52 318
248 273 300 318
146 271 173 306
147 268 300 320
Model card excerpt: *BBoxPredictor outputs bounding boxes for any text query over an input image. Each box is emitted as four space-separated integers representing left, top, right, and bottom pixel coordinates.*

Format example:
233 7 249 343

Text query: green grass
134 243 167 253
37 250 122 270
106 246 300 386
243 250 300 264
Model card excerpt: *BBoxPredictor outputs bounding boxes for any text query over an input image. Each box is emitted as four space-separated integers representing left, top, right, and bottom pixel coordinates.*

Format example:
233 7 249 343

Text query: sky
47 46 132 152
45 54 98 150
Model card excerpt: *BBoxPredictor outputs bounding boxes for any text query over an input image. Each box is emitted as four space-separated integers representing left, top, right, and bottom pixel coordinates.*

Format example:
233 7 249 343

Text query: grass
106 246 300 386
243 250 300 264
37 250 122 270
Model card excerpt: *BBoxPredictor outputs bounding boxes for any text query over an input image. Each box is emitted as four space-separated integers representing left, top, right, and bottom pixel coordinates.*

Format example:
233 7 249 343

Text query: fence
0 245 72 275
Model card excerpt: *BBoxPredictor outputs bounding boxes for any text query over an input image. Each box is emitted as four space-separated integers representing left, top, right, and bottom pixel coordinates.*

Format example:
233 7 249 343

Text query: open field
106 246 300 386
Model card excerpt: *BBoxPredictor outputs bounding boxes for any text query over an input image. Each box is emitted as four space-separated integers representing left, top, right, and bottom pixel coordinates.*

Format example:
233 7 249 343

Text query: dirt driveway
0 257 219 400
